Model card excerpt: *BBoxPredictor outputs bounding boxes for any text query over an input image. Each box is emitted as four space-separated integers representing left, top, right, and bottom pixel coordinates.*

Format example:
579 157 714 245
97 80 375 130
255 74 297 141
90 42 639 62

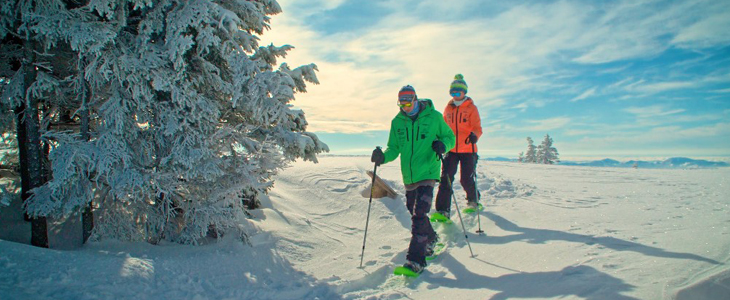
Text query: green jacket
383 99 456 185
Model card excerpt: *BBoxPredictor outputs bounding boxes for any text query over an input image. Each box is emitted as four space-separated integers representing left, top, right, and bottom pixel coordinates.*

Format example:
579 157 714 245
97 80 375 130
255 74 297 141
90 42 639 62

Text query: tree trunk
21 62 48 248
14 104 31 222
80 79 93 244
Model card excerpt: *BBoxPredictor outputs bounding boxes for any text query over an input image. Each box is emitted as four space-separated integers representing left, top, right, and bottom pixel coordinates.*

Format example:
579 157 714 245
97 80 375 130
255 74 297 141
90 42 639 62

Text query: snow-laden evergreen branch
3 0 327 244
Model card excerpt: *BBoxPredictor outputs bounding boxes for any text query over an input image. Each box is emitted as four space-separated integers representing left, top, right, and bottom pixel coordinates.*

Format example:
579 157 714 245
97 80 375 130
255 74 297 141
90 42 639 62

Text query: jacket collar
448 96 473 107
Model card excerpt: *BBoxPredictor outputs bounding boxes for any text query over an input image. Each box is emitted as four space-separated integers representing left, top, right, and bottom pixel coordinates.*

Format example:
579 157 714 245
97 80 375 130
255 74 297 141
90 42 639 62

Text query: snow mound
482 175 535 199
674 269 730 300
444 165 534 203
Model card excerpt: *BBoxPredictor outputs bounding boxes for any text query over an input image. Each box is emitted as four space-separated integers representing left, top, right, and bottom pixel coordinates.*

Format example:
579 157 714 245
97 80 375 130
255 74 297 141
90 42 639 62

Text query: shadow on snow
431 254 638 300
478 211 720 265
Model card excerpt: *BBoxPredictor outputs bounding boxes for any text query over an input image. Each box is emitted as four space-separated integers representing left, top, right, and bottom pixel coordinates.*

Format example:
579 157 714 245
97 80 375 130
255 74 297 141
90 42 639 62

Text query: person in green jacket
371 85 456 274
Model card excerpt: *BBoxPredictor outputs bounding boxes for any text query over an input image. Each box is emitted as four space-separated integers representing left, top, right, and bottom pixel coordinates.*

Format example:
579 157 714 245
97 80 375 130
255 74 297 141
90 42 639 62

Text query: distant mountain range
484 157 729 169
322 155 728 169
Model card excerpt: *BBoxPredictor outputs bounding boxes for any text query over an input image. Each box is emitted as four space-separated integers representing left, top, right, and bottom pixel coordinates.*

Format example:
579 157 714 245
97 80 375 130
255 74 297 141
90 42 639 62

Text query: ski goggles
450 91 463 98
397 95 416 107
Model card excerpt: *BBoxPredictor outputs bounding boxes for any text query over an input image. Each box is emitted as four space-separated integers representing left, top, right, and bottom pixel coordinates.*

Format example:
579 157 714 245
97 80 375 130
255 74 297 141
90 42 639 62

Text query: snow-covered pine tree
524 137 537 163
536 134 559 164
518 152 524 163
0 0 89 247
3 0 327 245
2 0 154 246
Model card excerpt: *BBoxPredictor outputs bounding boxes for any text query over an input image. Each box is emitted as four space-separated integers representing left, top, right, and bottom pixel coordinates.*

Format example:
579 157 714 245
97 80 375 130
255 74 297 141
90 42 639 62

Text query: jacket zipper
454 106 460 154
410 118 416 182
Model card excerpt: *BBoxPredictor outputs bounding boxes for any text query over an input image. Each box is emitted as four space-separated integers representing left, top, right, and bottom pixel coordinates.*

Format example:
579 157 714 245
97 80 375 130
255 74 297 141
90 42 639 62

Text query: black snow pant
435 152 478 213
405 185 438 265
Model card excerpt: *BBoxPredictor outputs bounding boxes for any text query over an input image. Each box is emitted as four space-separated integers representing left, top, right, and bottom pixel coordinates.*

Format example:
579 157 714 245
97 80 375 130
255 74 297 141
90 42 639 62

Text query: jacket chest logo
449 112 468 124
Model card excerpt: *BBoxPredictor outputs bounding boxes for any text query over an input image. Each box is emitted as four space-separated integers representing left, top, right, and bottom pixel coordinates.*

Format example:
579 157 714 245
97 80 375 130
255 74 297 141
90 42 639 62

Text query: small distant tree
517 151 524 163
524 137 537 163
536 134 559 164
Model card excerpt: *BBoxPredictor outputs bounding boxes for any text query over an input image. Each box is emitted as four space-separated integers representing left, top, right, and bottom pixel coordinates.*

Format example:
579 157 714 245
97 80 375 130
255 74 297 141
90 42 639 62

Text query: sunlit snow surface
1 157 728 299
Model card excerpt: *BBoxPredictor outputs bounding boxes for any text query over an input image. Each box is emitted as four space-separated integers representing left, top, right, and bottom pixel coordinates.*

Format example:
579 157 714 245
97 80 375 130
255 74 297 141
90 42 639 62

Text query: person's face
398 95 416 113
451 90 465 100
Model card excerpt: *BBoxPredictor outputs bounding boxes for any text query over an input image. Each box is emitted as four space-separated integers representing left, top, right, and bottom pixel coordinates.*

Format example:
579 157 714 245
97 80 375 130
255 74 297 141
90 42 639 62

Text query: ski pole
359 147 380 268
439 153 475 258
472 142 484 234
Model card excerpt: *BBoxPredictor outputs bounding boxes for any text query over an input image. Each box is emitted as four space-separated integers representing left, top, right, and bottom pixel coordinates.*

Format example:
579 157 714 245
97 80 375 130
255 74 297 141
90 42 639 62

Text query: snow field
1 156 728 299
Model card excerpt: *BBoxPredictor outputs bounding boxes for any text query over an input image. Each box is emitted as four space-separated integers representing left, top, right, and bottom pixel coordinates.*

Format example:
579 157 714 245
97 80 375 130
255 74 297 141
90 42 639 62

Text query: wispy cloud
570 87 597 102
624 105 686 118
511 103 528 112
562 130 594 137
275 0 348 18
623 71 730 95
671 2 730 48
307 120 389 134
573 122 730 146
630 81 699 93
521 117 572 132
597 64 633 74
559 122 730 157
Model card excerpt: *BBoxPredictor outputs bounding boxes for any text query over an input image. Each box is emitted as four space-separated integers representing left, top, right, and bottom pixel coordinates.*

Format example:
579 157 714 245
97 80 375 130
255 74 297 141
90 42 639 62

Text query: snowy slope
1 157 729 299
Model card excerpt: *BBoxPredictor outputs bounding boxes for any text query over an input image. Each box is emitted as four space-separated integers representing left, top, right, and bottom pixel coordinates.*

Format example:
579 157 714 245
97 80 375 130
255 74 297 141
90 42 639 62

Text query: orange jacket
443 97 482 153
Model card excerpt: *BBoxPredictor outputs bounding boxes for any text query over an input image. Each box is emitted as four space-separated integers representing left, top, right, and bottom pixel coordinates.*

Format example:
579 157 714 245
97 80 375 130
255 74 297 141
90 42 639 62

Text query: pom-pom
454 74 464 80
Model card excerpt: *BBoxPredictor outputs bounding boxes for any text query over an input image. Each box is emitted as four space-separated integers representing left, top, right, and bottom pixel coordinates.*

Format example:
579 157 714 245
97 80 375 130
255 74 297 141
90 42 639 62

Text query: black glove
371 147 384 166
467 132 478 144
432 140 446 155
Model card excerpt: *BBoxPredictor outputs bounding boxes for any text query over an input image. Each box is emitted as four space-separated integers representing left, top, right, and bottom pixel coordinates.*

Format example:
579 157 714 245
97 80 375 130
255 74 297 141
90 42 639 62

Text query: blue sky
261 0 730 160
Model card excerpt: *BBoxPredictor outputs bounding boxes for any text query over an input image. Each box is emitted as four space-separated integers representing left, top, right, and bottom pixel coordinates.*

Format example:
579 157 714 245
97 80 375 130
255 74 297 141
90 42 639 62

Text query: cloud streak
570 87 597 102
624 105 686 118
520 117 572 132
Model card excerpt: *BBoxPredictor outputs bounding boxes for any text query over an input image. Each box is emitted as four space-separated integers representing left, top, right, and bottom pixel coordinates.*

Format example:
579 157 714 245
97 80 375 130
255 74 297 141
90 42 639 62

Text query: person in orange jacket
434 74 483 219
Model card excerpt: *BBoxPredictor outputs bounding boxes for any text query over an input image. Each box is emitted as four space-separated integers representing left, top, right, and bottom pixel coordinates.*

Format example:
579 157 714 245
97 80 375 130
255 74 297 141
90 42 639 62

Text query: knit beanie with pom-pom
449 74 468 94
